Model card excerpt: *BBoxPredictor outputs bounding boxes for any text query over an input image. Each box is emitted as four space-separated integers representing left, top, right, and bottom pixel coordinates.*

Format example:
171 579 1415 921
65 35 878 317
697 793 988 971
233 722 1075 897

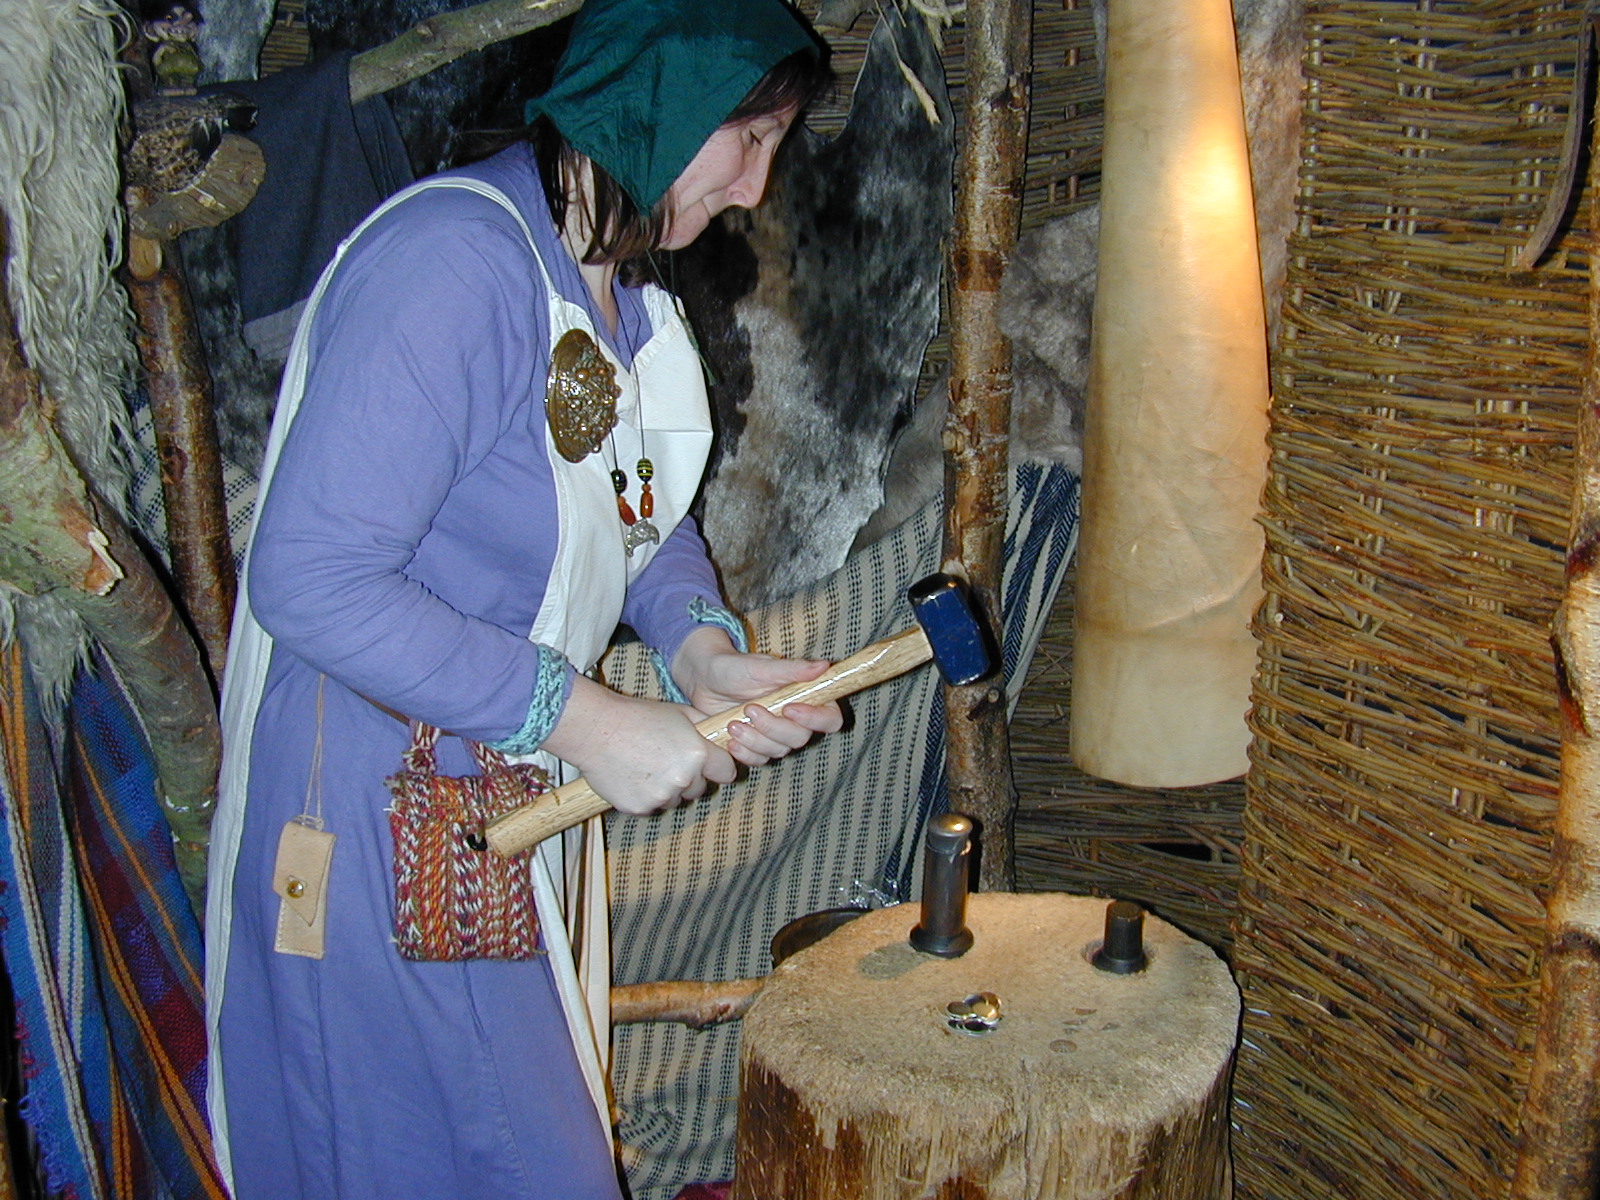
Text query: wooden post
122 216 239 686
942 0 1031 892
1513 18 1600 1196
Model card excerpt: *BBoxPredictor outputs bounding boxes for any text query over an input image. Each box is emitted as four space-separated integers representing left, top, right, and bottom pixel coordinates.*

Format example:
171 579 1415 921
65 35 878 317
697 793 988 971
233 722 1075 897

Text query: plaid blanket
0 641 226 1199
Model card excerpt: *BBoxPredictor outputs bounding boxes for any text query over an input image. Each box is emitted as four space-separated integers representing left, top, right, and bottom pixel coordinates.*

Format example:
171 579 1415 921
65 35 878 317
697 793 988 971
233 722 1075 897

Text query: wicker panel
1230 3 1582 1197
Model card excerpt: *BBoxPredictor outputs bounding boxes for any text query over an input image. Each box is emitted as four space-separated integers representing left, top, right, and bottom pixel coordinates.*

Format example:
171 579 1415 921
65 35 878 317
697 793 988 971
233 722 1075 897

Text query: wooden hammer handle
484 625 933 857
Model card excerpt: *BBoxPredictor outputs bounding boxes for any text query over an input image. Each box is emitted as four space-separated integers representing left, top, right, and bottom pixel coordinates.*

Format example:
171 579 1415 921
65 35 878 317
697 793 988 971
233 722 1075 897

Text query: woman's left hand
672 626 845 767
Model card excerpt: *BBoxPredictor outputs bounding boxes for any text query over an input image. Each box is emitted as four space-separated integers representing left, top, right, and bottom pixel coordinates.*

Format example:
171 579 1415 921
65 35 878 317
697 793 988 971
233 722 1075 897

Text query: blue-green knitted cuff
486 644 574 755
652 599 750 703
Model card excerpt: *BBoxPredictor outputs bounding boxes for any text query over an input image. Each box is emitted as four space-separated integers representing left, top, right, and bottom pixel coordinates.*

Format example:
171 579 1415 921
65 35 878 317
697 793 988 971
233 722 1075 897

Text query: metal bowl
769 906 869 966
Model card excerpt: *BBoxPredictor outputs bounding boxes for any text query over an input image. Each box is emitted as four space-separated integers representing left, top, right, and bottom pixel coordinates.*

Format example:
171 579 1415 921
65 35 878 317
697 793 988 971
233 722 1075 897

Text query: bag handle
401 721 512 777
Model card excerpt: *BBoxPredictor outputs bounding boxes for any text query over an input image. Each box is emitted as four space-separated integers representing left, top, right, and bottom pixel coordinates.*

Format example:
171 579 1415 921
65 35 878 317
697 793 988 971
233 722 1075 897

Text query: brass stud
286 877 306 899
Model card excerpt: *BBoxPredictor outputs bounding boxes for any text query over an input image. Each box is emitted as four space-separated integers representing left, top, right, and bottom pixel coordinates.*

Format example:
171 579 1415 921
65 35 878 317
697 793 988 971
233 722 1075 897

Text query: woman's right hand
538 675 738 815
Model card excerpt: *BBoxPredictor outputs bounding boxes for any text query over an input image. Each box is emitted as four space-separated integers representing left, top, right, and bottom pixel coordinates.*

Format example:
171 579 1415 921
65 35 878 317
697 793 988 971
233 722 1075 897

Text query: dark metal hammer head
907 573 995 686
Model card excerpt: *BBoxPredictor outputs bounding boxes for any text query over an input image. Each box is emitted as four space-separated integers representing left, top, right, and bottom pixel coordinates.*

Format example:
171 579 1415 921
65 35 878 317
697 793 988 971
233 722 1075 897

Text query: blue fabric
0 643 106 1199
64 656 224 1199
0 642 226 1200
220 148 685 1200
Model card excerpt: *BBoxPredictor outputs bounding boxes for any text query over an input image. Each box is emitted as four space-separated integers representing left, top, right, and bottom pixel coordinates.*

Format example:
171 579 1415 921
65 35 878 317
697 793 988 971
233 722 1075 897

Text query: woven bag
384 722 549 961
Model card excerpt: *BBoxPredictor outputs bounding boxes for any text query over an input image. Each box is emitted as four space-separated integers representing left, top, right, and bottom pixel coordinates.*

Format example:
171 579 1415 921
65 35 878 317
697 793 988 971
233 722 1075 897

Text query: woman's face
661 108 799 249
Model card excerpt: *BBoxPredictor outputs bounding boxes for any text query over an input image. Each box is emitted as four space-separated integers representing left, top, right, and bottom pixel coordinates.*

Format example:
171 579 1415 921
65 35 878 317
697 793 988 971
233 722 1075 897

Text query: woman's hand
671 626 845 768
541 675 739 815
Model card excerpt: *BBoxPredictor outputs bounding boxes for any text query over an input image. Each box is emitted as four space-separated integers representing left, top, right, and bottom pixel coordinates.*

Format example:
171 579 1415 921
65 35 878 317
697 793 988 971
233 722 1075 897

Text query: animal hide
681 3 954 611
0 0 139 706
854 206 1096 552
192 0 275 82
176 1 558 476
1235 0 1305 348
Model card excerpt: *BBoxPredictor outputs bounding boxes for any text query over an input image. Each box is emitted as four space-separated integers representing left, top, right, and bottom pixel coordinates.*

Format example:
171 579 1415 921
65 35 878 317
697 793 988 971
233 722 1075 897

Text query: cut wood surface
734 893 1238 1200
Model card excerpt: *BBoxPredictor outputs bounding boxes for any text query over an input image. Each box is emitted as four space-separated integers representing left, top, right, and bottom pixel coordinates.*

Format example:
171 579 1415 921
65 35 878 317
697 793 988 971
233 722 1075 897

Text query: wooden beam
348 0 582 104
611 978 764 1029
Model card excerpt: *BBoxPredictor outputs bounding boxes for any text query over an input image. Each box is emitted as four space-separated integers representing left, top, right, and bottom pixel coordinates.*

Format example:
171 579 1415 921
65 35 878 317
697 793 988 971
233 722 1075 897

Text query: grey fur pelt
854 207 1096 551
0 0 140 708
194 0 275 82
181 222 283 468
1235 0 1305 348
683 3 955 611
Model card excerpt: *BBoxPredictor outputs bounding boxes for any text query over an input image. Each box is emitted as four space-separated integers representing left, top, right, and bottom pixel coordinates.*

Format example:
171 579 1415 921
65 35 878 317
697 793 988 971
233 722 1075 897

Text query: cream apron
204 175 713 1190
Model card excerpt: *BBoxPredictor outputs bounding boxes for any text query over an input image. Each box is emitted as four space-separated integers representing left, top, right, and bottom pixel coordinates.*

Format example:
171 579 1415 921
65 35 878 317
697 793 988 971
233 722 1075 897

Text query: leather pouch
273 818 336 959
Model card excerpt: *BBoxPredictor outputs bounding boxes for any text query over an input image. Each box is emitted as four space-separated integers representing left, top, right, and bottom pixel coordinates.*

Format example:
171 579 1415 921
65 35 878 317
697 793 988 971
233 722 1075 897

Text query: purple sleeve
621 515 734 670
248 196 569 742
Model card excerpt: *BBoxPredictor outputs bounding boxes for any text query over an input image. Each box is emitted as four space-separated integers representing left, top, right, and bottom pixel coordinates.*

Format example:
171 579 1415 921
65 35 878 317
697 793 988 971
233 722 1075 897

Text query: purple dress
210 146 722 1200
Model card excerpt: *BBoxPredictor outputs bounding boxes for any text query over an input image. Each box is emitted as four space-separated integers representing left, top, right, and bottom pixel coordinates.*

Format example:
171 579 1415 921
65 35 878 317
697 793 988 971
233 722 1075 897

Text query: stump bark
733 894 1238 1200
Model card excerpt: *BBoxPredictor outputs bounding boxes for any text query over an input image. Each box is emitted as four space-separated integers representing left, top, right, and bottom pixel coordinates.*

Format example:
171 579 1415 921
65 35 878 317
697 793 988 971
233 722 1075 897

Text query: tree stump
733 893 1238 1200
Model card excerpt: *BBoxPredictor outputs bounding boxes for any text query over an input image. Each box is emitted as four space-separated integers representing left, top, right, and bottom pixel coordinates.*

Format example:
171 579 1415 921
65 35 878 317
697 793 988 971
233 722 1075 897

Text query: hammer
485 573 992 857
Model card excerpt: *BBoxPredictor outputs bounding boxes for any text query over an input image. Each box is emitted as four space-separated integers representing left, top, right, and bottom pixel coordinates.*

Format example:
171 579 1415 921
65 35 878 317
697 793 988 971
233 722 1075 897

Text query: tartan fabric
0 640 106 1199
62 653 227 1199
0 639 225 1199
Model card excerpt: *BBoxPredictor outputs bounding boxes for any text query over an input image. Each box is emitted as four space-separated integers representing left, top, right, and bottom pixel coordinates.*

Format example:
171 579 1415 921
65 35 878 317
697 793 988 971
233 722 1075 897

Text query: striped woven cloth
0 641 226 1199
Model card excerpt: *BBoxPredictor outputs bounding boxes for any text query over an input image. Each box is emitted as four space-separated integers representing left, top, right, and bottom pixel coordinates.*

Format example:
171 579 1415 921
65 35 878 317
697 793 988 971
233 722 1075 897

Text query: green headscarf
524 0 824 212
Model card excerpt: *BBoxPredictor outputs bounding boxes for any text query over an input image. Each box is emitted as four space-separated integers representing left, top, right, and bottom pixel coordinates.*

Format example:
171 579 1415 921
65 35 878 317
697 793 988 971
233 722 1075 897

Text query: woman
204 2 836 1196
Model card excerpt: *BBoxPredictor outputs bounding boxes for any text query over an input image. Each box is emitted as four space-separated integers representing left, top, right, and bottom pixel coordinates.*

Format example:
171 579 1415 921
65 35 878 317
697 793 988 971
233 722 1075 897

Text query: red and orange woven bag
384 722 549 961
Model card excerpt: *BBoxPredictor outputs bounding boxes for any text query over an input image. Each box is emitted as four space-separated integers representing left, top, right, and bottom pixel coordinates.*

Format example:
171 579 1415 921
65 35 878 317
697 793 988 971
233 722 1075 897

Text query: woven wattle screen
1231 2 1583 1196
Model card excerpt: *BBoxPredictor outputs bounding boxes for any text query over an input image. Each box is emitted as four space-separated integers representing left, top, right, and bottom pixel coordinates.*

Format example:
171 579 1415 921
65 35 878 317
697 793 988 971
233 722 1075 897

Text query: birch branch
1513 16 1600 1195
941 0 1031 892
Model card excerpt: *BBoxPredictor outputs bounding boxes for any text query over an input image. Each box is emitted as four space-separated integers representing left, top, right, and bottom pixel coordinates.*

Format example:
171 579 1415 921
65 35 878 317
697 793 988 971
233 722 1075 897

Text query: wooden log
1512 18 1600 1196
733 894 1238 1200
0 217 217 917
127 131 265 243
942 0 1032 892
0 221 122 599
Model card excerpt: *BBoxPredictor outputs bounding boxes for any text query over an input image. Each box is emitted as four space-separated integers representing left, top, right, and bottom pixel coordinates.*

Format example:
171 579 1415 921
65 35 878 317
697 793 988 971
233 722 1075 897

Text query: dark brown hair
534 48 834 265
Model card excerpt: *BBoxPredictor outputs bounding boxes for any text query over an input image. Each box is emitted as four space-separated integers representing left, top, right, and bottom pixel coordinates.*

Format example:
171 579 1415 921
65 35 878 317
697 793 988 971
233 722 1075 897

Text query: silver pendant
623 518 660 558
